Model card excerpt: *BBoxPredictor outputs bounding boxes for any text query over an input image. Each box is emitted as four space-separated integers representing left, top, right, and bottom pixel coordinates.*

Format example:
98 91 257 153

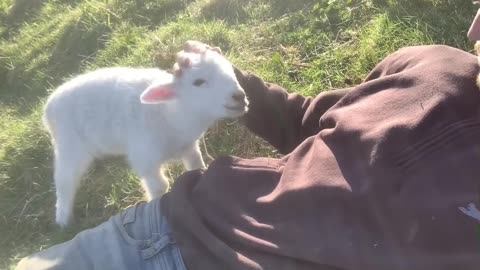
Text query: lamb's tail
42 95 56 134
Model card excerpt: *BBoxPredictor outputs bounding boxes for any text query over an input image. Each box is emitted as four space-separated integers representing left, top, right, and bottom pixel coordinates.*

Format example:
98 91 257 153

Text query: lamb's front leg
138 166 169 201
182 140 206 171
128 146 169 201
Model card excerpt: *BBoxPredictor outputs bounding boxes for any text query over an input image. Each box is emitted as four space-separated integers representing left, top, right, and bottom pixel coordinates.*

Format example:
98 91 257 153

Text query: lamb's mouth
224 104 246 112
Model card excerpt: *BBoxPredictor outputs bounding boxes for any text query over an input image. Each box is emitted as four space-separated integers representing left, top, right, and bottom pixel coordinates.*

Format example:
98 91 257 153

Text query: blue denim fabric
16 198 187 270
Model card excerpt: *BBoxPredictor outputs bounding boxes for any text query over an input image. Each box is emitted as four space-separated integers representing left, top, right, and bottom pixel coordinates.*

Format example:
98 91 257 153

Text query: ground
0 0 476 268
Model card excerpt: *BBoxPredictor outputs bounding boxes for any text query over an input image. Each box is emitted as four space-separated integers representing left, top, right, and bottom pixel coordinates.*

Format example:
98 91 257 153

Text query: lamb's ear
140 82 175 104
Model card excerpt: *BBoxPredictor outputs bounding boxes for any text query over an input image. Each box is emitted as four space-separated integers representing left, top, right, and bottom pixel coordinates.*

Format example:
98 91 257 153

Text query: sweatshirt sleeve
235 68 352 154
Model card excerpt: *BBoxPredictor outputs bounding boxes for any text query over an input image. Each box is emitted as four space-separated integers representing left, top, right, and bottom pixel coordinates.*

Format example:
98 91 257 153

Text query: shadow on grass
1 0 191 37
374 0 475 49
0 19 112 110
119 0 195 28
198 0 318 24
200 0 250 24
47 20 111 83
205 120 280 159
1 0 83 38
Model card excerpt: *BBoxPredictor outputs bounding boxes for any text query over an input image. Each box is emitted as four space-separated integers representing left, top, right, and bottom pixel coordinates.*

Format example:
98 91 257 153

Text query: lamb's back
44 67 172 156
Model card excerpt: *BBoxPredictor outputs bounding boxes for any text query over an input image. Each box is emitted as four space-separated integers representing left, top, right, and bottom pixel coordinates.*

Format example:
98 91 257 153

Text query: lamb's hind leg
53 141 94 227
128 146 169 201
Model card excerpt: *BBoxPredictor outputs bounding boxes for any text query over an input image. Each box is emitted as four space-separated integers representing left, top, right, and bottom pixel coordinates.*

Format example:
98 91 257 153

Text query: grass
0 0 477 268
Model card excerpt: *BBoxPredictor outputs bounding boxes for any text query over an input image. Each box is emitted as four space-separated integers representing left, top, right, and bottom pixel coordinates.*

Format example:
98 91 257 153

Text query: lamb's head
140 41 248 120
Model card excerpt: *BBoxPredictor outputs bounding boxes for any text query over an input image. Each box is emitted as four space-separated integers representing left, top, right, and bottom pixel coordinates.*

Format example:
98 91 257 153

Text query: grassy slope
0 0 476 268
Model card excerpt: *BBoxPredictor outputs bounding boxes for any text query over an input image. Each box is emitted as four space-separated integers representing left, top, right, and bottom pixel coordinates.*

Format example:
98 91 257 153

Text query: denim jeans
16 198 187 270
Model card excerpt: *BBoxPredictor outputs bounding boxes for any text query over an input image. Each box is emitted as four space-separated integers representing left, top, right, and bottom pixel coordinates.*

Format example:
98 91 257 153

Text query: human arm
234 68 351 154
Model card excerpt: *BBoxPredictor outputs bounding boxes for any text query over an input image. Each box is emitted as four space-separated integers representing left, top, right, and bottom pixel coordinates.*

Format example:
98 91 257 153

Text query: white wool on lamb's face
142 49 248 119
177 50 247 119
139 49 248 120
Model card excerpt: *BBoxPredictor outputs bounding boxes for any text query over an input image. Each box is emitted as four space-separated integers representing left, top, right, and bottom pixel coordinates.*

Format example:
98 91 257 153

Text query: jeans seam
140 233 175 259
112 199 186 267
113 205 160 246
173 244 188 270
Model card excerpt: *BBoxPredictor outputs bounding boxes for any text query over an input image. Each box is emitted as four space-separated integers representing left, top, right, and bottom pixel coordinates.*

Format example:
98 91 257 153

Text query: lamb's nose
232 92 246 103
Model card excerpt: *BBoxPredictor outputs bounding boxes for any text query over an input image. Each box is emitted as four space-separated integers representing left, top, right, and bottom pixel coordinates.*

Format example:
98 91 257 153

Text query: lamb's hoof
55 210 72 229
145 191 167 202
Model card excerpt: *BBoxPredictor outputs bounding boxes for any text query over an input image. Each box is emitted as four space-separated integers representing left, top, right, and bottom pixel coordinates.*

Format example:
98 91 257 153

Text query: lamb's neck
169 105 217 139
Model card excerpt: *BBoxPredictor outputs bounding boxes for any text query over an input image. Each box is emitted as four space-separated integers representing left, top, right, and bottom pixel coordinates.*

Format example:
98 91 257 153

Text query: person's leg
16 198 186 270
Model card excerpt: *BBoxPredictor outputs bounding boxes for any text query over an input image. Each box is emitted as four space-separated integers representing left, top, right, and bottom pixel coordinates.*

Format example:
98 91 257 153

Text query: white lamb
43 41 248 227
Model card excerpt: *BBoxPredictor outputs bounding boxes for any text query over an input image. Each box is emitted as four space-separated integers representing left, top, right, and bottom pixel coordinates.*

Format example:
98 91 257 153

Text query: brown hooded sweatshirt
161 45 480 270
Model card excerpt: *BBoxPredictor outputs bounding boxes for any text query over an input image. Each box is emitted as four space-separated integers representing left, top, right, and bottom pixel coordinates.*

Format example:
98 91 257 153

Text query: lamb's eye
193 79 206 86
